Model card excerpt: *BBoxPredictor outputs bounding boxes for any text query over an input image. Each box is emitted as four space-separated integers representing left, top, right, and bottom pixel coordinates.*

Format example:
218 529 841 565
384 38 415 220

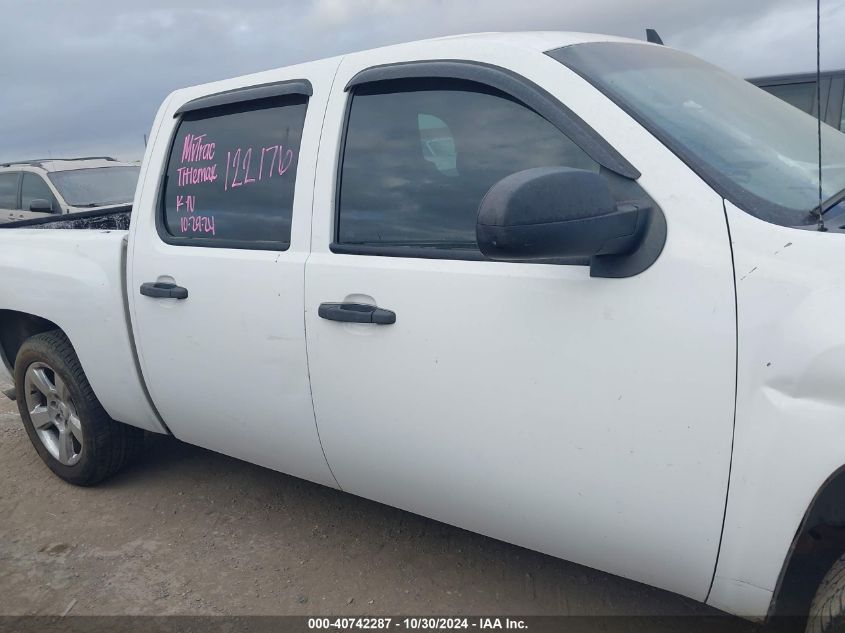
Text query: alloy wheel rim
23 362 83 466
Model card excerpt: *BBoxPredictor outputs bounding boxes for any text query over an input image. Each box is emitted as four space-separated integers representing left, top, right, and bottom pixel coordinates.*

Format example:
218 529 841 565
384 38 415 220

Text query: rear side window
162 95 307 248
0 173 19 209
21 173 59 212
337 79 598 252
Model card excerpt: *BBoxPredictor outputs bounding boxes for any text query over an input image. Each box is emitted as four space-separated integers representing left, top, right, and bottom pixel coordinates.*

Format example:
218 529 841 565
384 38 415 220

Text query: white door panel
129 59 340 488
306 242 734 598
306 44 736 601
133 249 336 484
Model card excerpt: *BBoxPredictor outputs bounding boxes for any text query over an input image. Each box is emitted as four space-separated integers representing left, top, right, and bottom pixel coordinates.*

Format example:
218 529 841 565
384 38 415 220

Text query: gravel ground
0 384 756 628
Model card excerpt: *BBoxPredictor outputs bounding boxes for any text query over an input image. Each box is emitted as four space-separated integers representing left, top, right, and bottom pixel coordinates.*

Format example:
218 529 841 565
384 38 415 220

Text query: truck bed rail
0 205 131 230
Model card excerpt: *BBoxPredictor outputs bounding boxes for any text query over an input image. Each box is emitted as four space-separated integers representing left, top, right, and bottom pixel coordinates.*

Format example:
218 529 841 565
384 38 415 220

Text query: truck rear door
128 60 339 487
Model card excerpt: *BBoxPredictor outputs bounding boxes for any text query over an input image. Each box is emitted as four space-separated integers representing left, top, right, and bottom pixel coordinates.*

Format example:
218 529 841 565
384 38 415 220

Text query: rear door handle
140 281 189 300
318 302 396 325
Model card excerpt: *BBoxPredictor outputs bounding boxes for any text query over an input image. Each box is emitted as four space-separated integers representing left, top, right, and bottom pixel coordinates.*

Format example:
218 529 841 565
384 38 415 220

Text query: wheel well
769 466 845 620
0 310 60 374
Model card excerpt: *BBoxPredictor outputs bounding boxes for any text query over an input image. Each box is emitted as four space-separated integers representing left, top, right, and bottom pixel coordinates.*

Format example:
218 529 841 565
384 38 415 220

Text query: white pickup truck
2 32 845 629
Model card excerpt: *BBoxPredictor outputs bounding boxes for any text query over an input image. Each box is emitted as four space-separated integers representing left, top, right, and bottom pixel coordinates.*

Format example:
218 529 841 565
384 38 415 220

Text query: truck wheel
808 554 845 633
14 330 142 486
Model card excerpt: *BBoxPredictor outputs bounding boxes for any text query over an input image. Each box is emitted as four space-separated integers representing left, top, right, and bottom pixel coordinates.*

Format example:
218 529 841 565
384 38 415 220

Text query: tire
807 554 845 633
14 329 142 486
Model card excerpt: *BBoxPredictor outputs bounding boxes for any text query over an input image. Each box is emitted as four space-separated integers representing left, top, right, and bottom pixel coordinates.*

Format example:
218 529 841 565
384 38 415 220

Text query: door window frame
330 60 642 262
154 79 313 251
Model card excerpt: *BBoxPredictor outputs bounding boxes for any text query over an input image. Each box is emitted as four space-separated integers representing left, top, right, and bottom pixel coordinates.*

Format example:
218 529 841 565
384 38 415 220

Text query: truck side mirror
476 167 665 278
29 199 53 213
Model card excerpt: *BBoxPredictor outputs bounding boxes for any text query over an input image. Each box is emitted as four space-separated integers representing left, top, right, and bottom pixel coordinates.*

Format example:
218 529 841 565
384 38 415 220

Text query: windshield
48 166 140 207
550 43 845 226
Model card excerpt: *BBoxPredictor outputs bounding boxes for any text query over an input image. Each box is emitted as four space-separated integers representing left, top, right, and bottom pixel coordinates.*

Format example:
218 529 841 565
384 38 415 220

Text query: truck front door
305 49 737 601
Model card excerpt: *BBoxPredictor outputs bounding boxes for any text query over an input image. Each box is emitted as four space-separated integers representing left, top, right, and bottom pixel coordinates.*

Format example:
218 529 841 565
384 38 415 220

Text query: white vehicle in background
750 69 845 131
3 32 845 631
0 157 139 224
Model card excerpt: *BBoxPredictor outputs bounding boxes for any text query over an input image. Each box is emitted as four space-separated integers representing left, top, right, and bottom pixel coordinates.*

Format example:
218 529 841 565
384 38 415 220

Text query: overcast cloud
1 0 843 162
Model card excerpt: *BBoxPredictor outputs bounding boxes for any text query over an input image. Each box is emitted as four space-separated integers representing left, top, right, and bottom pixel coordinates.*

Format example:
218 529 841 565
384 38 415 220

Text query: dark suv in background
750 70 845 131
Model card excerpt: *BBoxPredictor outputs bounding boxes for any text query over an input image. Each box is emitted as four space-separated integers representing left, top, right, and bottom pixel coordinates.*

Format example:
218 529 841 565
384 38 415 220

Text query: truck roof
396 31 642 50
169 31 648 99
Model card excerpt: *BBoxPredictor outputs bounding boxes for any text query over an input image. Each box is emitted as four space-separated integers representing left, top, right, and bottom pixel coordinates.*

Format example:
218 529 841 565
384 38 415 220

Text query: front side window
551 43 845 226
162 95 307 248
0 173 19 209
337 79 599 252
21 173 59 212
48 166 139 207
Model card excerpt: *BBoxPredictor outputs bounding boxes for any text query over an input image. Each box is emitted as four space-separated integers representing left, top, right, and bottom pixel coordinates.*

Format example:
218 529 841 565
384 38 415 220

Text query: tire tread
15 329 142 485
808 554 845 633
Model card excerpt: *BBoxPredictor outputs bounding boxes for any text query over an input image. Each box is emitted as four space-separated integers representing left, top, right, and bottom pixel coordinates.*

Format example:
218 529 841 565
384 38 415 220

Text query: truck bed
0 205 131 231
0 226 165 434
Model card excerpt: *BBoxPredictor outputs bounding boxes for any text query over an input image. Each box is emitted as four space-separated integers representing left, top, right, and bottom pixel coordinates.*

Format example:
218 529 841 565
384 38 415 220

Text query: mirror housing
476 167 665 278
29 199 53 213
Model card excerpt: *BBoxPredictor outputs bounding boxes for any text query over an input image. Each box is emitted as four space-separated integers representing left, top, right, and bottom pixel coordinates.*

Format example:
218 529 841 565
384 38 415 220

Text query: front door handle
140 281 189 300
318 302 396 325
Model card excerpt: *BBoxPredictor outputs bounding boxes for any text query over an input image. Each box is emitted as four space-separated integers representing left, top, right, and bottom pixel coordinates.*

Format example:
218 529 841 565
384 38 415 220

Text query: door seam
705 197 740 602
303 57 345 491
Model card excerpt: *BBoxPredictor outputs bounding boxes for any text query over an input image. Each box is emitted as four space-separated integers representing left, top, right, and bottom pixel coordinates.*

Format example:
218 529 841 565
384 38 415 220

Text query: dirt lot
0 384 754 628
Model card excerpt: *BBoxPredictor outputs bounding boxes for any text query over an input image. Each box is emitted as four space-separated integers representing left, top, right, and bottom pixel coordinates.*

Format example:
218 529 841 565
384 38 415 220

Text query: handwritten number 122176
225 145 294 191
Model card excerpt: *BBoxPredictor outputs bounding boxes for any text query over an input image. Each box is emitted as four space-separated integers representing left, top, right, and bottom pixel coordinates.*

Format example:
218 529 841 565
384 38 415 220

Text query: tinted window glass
760 82 817 115
21 173 59 212
163 95 307 246
553 43 845 226
0 173 19 209
338 79 598 249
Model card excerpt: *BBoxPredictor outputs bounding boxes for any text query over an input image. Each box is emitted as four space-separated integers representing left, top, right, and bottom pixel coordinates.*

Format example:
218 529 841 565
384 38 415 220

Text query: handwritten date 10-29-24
179 214 216 236
225 145 295 191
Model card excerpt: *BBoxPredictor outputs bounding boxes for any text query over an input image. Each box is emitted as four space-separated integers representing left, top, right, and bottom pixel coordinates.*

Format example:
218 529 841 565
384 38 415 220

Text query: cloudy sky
1 0 843 163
